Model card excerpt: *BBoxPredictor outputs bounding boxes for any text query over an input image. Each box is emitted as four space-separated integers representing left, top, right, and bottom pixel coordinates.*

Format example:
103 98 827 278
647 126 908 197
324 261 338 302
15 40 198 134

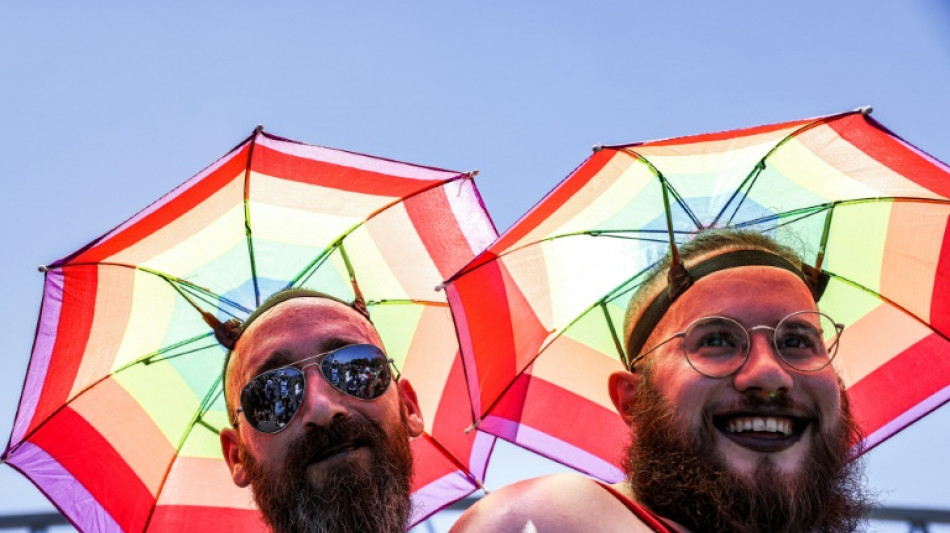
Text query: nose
296 366 348 427
731 330 794 395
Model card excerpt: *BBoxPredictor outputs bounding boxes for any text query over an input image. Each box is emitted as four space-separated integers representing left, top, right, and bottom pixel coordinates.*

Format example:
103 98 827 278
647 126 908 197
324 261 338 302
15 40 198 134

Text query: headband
625 249 829 361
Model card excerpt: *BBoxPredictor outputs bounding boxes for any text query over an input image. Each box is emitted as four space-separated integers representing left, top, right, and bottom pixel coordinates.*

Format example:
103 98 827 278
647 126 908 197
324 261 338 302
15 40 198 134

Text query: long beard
625 371 871 533
243 411 414 533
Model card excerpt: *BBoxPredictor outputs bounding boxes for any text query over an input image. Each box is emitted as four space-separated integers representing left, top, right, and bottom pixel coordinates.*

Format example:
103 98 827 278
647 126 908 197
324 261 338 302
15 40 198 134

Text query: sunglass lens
240 368 305 433
321 344 391 400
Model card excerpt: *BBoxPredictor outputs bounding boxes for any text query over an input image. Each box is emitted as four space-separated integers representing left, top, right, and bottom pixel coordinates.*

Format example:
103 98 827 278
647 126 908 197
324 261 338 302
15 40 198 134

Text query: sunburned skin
449 264 850 533
219 297 426 533
637 266 841 479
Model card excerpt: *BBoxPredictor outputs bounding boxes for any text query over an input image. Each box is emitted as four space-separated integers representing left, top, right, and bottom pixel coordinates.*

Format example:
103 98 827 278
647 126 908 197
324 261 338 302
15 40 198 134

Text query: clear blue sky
2 3 949 531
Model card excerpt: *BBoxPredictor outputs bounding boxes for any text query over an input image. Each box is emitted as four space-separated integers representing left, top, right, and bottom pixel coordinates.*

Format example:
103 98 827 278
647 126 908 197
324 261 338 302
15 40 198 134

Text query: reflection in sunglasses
237 344 393 434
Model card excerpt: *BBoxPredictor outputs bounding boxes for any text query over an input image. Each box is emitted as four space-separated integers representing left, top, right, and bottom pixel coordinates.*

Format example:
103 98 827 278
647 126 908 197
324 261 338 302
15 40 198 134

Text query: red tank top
594 481 676 533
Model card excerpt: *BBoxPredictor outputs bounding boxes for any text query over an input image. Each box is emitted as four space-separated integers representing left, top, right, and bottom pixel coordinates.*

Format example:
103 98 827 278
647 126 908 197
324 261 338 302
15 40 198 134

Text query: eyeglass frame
627 310 845 378
232 343 400 432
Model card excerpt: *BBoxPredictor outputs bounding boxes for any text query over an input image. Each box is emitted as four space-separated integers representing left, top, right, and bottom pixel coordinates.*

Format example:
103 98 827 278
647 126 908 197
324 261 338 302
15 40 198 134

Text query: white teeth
725 416 794 436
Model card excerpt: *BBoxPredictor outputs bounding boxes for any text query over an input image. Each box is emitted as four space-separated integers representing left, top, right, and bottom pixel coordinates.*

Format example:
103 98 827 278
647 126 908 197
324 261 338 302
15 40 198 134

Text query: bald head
224 295 381 422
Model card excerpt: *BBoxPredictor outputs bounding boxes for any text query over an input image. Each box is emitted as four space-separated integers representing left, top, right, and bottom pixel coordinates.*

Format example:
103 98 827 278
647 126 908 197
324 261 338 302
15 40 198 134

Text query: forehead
231 298 381 379
662 266 817 329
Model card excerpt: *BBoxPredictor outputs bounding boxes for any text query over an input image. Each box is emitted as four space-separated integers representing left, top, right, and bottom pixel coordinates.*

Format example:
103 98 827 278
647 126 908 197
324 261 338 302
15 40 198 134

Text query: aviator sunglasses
235 344 394 433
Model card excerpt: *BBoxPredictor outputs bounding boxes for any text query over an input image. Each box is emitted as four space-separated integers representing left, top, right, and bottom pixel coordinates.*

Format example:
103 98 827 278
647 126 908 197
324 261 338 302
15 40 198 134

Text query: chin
716 433 812 479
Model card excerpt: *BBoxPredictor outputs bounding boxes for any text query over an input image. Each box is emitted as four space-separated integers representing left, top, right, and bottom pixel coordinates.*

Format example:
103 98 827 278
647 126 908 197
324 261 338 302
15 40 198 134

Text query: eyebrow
251 337 365 375
253 351 296 375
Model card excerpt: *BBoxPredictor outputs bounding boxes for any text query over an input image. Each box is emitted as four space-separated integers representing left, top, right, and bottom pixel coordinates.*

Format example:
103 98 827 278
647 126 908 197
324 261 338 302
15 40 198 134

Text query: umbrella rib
665 182 704 230
716 111 863 227
721 162 766 227
290 241 337 288
50 261 253 316
825 270 950 344
730 204 830 230
444 231 680 284
42 131 260 272
113 336 222 373
5 334 219 458
506 229 675 249
619 148 703 230
242 126 263 308
366 299 448 307
814 201 835 271
730 197 950 233
471 264 656 425
601 301 628 367
337 241 368 311
143 375 227 533
169 279 252 318
418 431 487 492
289 173 475 289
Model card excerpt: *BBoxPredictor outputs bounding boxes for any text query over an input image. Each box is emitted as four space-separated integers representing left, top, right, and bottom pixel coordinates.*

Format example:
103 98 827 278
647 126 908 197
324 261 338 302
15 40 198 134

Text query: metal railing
1 504 948 533
0 512 68 532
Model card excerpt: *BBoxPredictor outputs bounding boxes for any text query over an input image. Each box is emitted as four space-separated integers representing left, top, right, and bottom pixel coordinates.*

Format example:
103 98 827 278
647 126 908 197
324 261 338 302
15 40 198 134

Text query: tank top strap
593 481 676 533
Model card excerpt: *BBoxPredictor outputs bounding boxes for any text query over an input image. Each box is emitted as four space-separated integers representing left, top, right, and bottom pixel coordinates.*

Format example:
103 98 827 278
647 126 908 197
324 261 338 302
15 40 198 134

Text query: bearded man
219 289 424 533
451 230 872 533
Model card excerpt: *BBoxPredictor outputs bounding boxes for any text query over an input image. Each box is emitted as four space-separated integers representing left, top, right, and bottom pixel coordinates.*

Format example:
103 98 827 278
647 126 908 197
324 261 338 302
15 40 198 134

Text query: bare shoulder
449 474 655 533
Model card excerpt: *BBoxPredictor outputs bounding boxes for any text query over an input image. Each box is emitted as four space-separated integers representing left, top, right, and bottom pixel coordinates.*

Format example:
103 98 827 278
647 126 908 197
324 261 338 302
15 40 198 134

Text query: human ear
608 370 640 426
220 428 250 488
397 379 425 438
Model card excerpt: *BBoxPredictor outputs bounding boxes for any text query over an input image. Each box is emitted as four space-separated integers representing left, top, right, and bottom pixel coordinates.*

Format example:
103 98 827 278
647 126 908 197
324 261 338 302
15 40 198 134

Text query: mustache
705 389 820 418
284 414 388 466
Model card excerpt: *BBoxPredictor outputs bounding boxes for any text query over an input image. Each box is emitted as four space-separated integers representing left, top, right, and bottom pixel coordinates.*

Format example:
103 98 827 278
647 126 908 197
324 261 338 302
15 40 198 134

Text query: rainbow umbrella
444 107 950 481
2 128 497 531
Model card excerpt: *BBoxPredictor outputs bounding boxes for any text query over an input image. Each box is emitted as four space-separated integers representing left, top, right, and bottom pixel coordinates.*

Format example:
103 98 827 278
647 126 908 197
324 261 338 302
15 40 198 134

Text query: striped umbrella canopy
2 128 497 532
444 107 950 482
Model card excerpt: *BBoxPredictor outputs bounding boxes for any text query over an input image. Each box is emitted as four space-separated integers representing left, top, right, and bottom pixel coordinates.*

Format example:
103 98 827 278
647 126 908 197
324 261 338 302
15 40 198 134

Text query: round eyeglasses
629 311 844 378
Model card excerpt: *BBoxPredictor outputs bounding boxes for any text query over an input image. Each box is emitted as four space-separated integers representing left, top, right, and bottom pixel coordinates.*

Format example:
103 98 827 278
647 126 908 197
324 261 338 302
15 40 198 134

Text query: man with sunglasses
451 230 871 533
219 290 424 533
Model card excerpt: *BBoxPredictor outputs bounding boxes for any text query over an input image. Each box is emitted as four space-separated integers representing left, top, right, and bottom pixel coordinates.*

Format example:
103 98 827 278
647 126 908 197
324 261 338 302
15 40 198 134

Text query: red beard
242 410 414 533
624 369 871 533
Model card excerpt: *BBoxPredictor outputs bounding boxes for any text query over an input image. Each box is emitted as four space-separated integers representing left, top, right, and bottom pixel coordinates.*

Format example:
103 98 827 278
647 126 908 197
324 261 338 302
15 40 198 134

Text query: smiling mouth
713 414 811 452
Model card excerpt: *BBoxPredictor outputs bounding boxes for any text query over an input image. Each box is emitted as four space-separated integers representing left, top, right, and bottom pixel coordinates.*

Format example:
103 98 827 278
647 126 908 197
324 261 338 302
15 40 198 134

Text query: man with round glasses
451 230 871 533
219 289 424 533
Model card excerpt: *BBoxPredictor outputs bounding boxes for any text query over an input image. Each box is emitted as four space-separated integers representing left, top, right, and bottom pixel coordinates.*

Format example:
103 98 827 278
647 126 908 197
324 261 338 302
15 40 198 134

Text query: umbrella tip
592 144 604 152
858 105 872 115
38 265 48 272
254 124 264 134
434 282 445 292
465 169 479 178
